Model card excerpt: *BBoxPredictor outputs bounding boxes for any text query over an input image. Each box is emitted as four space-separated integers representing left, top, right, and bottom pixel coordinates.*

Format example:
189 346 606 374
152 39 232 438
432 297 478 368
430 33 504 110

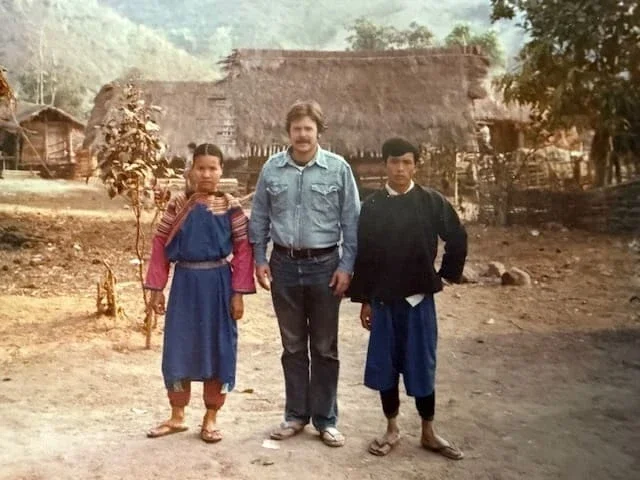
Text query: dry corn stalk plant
96 83 175 348
96 260 126 328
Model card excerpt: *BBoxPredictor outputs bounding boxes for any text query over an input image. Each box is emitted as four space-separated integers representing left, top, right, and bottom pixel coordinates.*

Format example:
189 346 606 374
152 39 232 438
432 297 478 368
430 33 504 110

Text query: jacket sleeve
436 193 468 283
337 163 361 273
346 200 372 303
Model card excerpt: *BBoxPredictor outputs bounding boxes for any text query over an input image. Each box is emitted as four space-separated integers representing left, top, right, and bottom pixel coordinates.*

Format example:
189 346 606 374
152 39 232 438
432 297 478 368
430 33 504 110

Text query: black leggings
380 384 435 421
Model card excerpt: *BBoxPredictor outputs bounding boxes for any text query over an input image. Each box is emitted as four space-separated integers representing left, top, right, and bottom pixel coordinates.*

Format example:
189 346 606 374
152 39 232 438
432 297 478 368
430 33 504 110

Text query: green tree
97 83 175 348
346 18 502 65
346 17 395 50
491 0 640 186
17 67 88 117
445 24 504 67
346 17 434 51
397 21 435 49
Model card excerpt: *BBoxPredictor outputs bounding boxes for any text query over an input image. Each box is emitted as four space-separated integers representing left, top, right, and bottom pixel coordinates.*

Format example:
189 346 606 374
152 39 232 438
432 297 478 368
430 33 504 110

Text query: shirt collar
385 181 415 196
277 146 328 169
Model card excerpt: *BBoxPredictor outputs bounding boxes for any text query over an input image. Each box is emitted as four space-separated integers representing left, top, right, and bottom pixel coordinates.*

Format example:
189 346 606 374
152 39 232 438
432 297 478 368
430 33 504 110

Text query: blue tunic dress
161 203 237 391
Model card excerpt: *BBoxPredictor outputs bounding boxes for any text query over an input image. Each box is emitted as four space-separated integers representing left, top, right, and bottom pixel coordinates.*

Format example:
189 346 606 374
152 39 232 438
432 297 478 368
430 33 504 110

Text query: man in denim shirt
249 100 360 447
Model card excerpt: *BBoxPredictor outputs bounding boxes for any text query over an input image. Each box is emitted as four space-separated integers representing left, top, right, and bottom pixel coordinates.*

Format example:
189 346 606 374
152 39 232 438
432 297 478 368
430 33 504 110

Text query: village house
83 80 238 163
217 47 491 192
84 46 518 195
0 102 85 178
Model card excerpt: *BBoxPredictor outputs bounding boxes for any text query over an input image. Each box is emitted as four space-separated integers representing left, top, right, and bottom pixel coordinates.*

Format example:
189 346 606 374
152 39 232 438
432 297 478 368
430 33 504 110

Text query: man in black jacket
347 137 467 459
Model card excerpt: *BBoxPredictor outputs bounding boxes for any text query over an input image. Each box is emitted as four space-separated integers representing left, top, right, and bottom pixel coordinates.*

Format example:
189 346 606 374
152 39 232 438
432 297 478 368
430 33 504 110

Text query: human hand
329 269 351 297
255 264 272 291
360 303 372 330
230 293 244 321
149 290 166 315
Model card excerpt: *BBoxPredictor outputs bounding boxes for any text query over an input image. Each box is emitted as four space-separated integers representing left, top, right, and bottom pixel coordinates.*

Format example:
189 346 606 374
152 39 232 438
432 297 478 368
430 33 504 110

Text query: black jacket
347 185 467 303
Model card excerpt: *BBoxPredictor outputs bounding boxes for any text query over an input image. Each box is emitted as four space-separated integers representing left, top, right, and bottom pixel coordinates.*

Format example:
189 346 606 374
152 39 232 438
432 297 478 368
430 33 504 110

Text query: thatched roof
0 101 85 132
471 88 531 124
83 81 239 158
219 47 491 154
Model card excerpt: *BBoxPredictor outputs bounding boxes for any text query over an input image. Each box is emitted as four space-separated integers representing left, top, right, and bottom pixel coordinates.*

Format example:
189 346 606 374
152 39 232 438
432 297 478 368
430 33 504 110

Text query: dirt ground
1 178 639 480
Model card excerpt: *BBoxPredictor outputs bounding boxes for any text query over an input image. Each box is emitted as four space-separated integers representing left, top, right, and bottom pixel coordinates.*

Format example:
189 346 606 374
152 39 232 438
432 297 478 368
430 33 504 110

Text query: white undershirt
384 181 425 308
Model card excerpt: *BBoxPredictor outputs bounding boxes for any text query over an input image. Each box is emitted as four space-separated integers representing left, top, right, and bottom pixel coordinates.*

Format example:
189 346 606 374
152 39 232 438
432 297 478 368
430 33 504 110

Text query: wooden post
43 118 49 166
67 125 73 163
454 151 459 206
15 134 21 169
517 129 525 149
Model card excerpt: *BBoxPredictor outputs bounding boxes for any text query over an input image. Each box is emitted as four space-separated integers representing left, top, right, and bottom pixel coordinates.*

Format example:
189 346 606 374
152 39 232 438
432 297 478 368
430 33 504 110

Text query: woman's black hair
192 143 224 167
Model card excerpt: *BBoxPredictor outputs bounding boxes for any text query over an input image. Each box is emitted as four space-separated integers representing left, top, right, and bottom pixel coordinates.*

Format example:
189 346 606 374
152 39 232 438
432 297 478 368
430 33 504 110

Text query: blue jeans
269 248 341 431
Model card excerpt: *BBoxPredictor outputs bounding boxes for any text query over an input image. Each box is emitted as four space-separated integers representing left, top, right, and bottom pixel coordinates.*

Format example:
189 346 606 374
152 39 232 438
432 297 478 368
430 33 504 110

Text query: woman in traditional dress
144 143 255 443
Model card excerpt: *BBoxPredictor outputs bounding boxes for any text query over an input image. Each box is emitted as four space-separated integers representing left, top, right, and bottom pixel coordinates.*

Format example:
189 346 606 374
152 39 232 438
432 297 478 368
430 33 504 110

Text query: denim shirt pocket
267 183 289 214
310 183 340 217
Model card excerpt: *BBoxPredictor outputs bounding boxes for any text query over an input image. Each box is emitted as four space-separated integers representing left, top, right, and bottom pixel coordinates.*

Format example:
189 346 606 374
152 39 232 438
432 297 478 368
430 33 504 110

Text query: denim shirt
249 147 361 273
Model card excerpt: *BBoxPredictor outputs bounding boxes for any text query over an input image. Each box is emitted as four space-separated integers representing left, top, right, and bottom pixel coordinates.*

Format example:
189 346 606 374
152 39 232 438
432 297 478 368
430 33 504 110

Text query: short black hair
192 143 224 167
187 142 197 150
382 137 419 163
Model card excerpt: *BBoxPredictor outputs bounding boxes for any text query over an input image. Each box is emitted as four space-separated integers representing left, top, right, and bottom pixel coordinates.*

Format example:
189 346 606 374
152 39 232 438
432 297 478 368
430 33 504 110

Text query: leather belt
273 244 338 259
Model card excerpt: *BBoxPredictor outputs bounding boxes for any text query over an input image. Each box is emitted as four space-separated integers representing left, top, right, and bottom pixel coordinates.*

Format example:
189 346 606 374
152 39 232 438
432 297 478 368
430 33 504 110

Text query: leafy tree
445 24 505 67
346 17 396 50
491 0 640 186
17 67 88 117
346 17 434 51
346 18 504 66
397 21 435 49
97 83 176 348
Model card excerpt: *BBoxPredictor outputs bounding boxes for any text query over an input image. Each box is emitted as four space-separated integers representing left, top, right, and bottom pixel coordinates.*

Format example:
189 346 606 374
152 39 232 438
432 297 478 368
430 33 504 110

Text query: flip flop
146 423 189 438
422 441 464 460
368 435 401 456
200 428 223 443
270 421 305 440
320 427 345 447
